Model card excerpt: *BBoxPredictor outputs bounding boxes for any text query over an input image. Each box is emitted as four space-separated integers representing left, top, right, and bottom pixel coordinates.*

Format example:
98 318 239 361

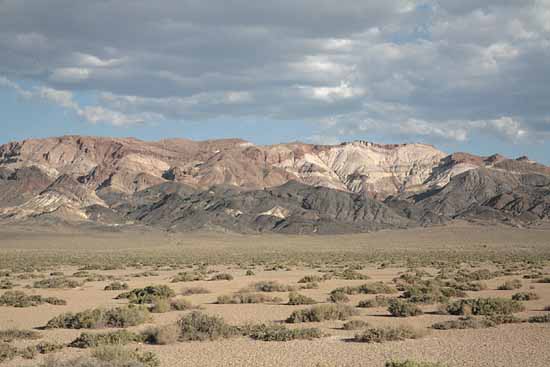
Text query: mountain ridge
0 135 548 233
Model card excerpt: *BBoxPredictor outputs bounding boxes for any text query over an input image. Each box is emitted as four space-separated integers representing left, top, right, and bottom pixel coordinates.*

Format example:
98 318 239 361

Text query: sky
0 1 549 163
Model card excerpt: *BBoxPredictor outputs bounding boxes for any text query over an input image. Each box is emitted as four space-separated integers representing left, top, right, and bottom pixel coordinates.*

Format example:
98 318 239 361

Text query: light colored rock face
0 136 453 199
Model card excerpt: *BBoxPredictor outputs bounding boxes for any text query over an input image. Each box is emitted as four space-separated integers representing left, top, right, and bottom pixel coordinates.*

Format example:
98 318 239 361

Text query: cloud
0 0 549 145
0 77 152 126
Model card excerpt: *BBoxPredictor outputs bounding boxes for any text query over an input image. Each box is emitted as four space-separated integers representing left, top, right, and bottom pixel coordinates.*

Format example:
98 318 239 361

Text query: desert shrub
177 311 237 341
357 296 391 308
536 277 550 283
171 271 205 282
432 317 495 330
288 292 316 305
45 306 151 329
70 330 143 348
181 287 210 296
247 324 323 341
342 320 369 330
328 291 350 303
385 361 446 367
131 271 159 278
449 281 487 291
33 277 82 289
388 299 423 317
286 304 358 323
445 298 524 316
454 269 496 283
245 270 255 276
0 291 66 307
336 269 370 280
512 292 540 301
299 282 320 289
29 341 64 354
402 285 448 304
142 324 180 345
116 285 175 304
209 273 233 281
332 282 396 296
353 326 425 343
91 345 160 367
0 343 18 363
0 328 40 342
150 297 171 313
217 292 281 304
528 314 550 323
298 275 325 283
0 280 16 289
251 281 296 292
497 279 523 290
104 282 129 291
485 314 523 325
170 298 197 311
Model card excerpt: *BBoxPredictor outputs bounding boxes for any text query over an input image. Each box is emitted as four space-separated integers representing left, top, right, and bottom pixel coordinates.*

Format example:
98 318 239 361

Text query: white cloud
50 68 91 83
0 0 548 152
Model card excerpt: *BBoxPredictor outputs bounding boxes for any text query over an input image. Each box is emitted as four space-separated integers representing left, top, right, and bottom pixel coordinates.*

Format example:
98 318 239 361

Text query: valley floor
1 223 549 367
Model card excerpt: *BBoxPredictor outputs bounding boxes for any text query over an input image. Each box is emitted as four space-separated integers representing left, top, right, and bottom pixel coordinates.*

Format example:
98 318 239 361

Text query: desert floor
1 223 550 367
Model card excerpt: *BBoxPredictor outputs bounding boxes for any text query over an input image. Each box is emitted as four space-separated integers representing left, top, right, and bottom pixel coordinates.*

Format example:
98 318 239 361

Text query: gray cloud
0 0 549 145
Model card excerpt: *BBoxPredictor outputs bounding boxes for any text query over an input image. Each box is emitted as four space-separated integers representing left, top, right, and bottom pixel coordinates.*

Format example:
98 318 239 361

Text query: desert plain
1 223 550 367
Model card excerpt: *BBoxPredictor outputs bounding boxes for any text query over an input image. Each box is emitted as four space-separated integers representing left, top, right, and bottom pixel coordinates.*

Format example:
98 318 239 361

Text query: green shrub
328 291 350 303
497 279 522 290
286 304 358 323
245 270 255 276
445 298 525 316
358 296 391 308
528 314 550 323
177 311 237 341
116 285 175 304
336 269 370 280
209 273 233 281
512 292 540 301
353 326 425 343
388 299 423 317
104 282 129 291
454 269 496 283
171 271 205 282
181 287 210 296
70 330 143 348
247 324 323 341
33 277 82 289
385 361 446 367
91 345 160 367
216 292 281 304
432 317 495 330
0 291 66 307
331 282 396 296
45 306 151 329
287 292 316 305
251 281 296 292
342 320 369 330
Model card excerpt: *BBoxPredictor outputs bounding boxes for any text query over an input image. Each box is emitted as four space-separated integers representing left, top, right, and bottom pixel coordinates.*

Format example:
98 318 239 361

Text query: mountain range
0 135 548 233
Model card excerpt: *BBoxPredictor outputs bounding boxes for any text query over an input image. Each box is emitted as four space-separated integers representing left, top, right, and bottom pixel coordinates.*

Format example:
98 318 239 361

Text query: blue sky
1 1 549 163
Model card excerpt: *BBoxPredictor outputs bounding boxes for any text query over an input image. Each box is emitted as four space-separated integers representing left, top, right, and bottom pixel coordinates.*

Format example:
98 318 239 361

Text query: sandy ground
1 224 549 367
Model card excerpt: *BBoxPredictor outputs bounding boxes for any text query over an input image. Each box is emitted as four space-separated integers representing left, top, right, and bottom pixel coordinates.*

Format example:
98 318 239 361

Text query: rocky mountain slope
0 135 548 233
